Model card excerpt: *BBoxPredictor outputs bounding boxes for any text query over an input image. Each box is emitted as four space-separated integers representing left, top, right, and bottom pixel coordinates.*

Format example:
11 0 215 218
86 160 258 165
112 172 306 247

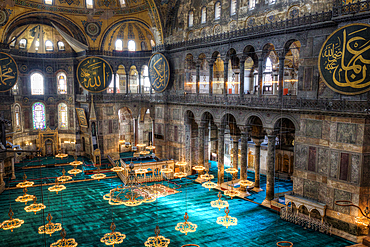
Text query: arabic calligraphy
319 23 370 95
75 108 88 128
148 53 170 92
0 52 18 92
77 57 113 93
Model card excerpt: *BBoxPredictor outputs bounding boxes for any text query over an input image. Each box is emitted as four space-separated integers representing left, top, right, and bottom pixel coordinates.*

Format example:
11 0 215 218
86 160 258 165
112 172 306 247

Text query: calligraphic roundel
0 52 18 92
319 23 370 95
77 57 113 93
148 53 170 92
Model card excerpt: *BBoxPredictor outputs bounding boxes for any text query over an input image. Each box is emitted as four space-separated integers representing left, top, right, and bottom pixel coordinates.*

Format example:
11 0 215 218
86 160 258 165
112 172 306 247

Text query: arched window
128 40 136 51
9 37 16 47
142 65 150 93
263 57 274 94
141 41 147 51
120 0 126 7
230 0 237 15
12 81 19 95
35 40 40 51
115 39 123 51
57 72 67 94
31 72 44 95
269 0 276 4
45 0 53 4
201 7 207 24
249 0 256 9
86 0 93 8
32 102 46 130
58 103 68 129
215 2 221 20
188 11 194 27
45 40 53 51
14 105 20 128
107 76 115 93
57 41 65 51
150 40 155 48
19 39 27 49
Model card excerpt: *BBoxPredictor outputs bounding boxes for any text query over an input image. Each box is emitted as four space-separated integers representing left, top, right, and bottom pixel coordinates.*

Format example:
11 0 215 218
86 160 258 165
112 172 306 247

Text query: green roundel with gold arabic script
318 23 370 95
77 56 113 93
148 53 170 93
0 52 18 93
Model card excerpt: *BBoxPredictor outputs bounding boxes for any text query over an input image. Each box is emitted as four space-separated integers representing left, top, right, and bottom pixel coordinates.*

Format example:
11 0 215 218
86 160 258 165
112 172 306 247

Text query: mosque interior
0 0 369 246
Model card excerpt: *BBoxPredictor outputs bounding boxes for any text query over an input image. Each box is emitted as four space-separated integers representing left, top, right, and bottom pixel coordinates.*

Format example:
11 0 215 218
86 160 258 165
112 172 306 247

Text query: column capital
240 125 251 134
265 128 278 137
252 138 263 146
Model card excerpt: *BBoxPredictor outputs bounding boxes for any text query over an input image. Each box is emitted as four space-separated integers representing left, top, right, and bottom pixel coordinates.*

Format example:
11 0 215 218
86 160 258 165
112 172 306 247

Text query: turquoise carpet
0 159 354 246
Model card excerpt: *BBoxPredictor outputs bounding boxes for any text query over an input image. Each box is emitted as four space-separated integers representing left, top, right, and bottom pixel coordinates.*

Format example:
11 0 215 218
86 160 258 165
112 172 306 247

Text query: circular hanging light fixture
139 151 151 155
192 166 205 171
111 166 124 173
24 196 46 215
50 228 78 247
57 169 72 183
38 213 62 236
48 179 66 194
210 192 229 211
225 167 238 174
0 208 24 232
15 188 35 205
69 160 83 167
239 180 254 188
216 207 237 228
176 161 187 166
100 222 126 247
137 143 147 148
144 225 170 247
200 172 214 181
224 189 240 199
174 172 187 179
16 174 34 188
202 181 216 191
161 168 173 174
91 166 107 181
68 168 82 176
175 212 197 235
55 153 68 159
135 168 148 174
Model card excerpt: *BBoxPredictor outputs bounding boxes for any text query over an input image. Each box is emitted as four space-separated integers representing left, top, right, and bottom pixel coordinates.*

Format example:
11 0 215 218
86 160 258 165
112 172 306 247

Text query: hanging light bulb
175 212 197 235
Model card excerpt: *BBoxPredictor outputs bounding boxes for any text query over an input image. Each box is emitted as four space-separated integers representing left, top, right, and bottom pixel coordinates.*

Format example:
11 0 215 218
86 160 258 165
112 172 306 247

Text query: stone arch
200 110 216 122
244 113 267 129
246 115 265 139
220 113 240 135
272 115 299 131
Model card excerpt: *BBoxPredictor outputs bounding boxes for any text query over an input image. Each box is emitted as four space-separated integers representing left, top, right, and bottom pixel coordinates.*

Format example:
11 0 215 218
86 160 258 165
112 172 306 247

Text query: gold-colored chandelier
111 161 124 173
146 143 155 150
16 174 34 188
48 179 66 194
192 165 205 172
67 168 82 176
91 166 106 181
225 167 238 174
174 160 187 179
200 172 214 181
176 161 187 166
100 222 126 247
355 216 370 227
103 164 154 206
51 228 78 247
139 151 151 155
68 158 83 176
202 181 216 191
0 208 24 232
224 188 240 199
15 188 35 205
135 163 148 174
38 213 62 236
161 168 173 174
239 180 254 188
57 169 72 183
175 212 197 235
55 153 68 159
24 196 46 215
144 225 170 247
210 192 229 211
216 207 237 229
137 143 147 148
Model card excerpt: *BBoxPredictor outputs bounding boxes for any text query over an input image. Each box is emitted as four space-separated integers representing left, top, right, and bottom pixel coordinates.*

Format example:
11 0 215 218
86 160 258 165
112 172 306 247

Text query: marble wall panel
308 146 316 172
318 148 329 175
330 151 339 179
351 154 360 184
337 123 357 144
318 183 329 205
303 179 320 201
295 144 308 170
362 155 370 186
334 189 351 214
329 122 337 143
321 120 330 140
306 120 322 139
293 177 304 196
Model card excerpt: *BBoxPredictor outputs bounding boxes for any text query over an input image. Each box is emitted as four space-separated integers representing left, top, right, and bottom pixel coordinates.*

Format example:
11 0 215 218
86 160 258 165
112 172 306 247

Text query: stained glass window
57 72 67 94
58 103 68 129
31 72 44 95
33 102 46 130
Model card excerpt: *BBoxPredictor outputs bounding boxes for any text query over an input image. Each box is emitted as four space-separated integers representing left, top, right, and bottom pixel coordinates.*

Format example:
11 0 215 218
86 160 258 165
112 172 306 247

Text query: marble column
258 58 263 96
0 161 4 184
252 138 262 189
217 127 225 185
11 157 15 179
133 118 138 146
209 62 213 95
223 61 228 95
239 59 245 98
138 72 142 94
265 130 277 202
152 120 155 151
198 121 206 167
196 64 200 95
278 55 285 99
113 70 117 95
232 136 239 180
126 69 130 94
240 129 249 181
